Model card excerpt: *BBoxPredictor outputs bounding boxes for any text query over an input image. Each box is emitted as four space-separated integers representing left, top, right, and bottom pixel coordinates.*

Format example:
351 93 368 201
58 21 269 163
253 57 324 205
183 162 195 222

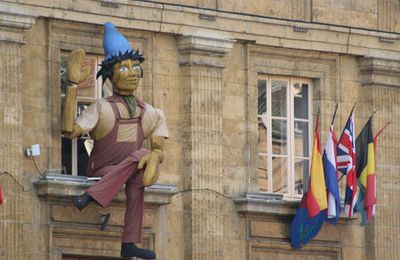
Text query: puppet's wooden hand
67 49 91 84
63 124 84 139
138 150 164 186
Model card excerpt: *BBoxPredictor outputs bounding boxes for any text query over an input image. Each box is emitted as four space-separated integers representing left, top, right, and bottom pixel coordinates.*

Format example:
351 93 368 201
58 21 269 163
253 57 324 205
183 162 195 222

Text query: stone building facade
0 0 399 259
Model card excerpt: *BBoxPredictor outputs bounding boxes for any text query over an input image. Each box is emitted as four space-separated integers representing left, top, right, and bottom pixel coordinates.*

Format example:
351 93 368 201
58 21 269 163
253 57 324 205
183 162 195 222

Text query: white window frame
257 75 313 198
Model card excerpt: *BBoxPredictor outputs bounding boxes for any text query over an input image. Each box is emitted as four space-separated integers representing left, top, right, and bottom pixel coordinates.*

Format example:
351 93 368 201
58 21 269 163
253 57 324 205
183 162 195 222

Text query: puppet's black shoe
73 193 93 211
121 243 156 259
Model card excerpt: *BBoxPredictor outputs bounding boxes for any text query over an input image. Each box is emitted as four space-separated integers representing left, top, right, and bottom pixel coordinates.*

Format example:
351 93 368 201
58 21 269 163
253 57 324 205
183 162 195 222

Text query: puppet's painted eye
132 65 141 72
119 66 129 72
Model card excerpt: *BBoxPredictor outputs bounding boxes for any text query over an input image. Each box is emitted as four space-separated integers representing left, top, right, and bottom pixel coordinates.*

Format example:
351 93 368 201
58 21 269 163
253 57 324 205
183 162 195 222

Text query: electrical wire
0 155 45 193
173 188 233 200
31 156 45 177
0 171 34 192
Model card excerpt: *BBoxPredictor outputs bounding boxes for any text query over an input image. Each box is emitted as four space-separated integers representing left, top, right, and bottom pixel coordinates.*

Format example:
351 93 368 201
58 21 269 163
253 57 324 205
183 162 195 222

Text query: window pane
60 55 68 96
294 120 309 157
257 155 268 192
294 158 309 195
293 83 309 119
272 156 288 193
77 138 90 176
61 138 72 175
271 119 287 155
258 80 267 115
258 117 268 153
271 80 287 117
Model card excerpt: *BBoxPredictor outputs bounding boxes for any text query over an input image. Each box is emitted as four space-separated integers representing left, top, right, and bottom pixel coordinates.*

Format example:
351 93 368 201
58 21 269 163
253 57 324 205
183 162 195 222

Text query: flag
323 125 341 224
337 110 357 217
306 114 327 218
290 195 326 249
0 184 3 205
355 118 375 225
290 114 327 249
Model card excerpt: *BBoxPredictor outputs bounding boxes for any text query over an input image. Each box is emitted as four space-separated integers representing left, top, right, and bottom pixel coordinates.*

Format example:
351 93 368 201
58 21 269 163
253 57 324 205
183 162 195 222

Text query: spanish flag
306 114 327 218
356 118 375 223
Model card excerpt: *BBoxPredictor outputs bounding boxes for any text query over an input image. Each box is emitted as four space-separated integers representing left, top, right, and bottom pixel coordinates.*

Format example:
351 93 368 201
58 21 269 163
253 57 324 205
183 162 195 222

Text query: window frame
257 75 313 198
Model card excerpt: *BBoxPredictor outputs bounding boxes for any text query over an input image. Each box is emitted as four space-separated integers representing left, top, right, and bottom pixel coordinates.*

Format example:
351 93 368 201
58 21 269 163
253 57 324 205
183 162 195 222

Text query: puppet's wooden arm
61 49 90 134
150 136 165 163
139 136 166 186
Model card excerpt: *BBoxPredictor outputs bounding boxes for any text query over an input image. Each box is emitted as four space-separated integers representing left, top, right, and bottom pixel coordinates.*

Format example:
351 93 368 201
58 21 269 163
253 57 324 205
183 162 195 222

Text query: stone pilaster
177 34 234 260
359 57 400 260
377 0 399 32
0 7 36 260
292 0 311 21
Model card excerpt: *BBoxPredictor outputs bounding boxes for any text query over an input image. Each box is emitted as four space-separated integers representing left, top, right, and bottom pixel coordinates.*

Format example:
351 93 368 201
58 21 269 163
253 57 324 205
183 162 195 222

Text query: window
257 76 312 198
60 52 112 176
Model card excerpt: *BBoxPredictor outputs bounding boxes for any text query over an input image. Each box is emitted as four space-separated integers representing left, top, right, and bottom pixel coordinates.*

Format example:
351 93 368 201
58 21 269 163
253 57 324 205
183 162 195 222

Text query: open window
257 76 313 198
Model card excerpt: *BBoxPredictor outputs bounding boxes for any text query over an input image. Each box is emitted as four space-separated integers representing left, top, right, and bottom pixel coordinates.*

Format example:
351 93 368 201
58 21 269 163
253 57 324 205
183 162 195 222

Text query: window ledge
234 192 298 216
234 192 356 220
35 173 177 206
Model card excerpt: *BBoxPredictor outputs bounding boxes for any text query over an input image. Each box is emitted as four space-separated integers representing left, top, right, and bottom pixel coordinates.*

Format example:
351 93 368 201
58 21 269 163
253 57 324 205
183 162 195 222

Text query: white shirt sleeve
75 100 102 134
142 103 169 139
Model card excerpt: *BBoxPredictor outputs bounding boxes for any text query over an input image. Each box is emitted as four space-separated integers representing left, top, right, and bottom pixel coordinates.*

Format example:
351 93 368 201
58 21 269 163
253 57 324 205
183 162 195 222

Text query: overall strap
106 96 122 120
136 98 146 120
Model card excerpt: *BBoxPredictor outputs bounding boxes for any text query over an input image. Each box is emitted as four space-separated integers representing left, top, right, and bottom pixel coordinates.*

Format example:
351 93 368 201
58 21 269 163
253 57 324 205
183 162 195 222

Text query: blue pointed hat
103 22 132 60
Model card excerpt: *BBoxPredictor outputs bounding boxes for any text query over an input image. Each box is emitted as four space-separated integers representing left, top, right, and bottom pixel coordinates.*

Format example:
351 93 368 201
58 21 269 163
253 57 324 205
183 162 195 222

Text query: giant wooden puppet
62 22 168 259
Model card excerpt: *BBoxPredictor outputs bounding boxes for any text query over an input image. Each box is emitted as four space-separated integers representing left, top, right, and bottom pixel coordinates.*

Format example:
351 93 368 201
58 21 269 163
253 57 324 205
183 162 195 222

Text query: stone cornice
2 1 399 59
0 5 37 44
177 34 235 67
359 57 400 87
177 34 235 55
0 10 36 30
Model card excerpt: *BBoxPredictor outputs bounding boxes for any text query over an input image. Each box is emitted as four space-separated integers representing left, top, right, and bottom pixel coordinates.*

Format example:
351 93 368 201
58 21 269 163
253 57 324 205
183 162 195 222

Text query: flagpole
374 121 391 140
369 110 377 120
315 108 320 132
330 102 338 126
351 102 356 113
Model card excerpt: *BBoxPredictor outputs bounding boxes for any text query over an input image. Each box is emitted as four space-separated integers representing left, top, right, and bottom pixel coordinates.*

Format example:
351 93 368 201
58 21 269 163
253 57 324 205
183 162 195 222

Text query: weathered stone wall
358 57 400 260
0 1 399 260
0 10 50 260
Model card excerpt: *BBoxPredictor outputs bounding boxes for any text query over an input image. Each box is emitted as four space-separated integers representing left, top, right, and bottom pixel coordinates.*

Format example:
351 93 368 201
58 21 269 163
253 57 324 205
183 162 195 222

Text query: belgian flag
355 118 375 224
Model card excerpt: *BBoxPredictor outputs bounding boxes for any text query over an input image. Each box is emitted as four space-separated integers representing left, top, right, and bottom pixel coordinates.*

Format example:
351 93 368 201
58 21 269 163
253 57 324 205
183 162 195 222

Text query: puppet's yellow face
111 59 142 95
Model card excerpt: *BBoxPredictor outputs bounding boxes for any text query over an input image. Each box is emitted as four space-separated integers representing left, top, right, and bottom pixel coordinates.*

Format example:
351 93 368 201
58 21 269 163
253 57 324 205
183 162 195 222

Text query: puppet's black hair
96 49 145 85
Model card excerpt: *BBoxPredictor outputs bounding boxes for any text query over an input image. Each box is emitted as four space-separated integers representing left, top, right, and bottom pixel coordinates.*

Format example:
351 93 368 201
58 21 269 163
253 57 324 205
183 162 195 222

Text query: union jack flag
337 110 357 217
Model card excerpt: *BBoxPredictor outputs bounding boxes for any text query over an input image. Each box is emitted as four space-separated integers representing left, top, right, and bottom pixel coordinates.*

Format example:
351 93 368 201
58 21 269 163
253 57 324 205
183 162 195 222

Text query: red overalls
86 95 149 243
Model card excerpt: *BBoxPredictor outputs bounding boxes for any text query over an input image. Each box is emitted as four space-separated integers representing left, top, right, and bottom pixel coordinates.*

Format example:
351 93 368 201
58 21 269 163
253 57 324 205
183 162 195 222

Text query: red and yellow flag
306 115 327 218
